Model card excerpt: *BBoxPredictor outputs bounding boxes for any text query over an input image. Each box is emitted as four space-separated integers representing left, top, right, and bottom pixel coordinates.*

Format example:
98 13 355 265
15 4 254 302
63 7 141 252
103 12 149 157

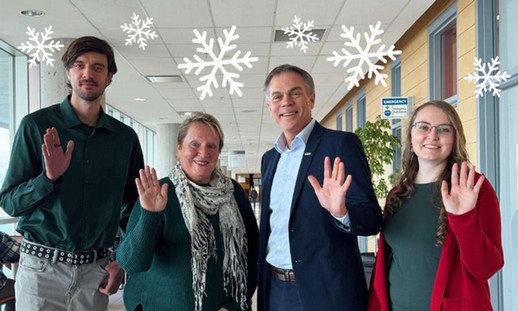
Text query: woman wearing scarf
117 112 259 311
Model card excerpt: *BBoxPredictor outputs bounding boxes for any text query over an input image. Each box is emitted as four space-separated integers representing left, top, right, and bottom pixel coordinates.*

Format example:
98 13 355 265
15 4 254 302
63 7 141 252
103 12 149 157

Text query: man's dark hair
62 36 117 75
263 64 315 97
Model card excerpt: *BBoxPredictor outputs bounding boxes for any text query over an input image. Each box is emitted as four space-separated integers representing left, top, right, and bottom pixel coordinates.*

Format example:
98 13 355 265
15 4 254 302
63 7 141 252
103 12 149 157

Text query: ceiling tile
128 57 181 76
159 28 217 45
274 0 344 26
338 0 408 24
141 0 212 28
215 27 272 43
211 0 276 27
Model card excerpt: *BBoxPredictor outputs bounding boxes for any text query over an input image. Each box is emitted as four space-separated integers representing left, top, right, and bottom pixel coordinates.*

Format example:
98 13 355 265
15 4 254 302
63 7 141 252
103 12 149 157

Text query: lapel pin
304 152 311 156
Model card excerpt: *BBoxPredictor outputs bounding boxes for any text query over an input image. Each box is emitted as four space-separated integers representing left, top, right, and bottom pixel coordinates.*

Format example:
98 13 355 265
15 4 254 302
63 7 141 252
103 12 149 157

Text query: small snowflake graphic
120 12 158 50
177 25 259 100
17 26 64 67
282 16 320 53
464 57 510 98
327 21 401 90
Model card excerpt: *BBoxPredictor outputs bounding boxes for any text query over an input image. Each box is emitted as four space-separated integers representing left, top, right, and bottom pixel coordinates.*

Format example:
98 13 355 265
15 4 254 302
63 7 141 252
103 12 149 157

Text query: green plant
355 117 401 199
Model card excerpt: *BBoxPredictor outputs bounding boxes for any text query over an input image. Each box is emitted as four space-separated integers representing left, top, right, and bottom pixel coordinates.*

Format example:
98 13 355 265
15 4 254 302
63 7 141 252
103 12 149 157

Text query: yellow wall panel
405 81 429 104
458 96 477 121
462 117 477 144
459 48 477 78
403 44 428 75
458 0 474 13
458 24 476 57
458 1 475 35
401 27 428 58
466 142 478 166
402 62 428 94
321 115 335 129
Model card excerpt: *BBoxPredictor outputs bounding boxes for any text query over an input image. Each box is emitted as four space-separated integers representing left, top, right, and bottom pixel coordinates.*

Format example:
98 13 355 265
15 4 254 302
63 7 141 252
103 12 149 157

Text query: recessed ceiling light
146 75 183 83
133 97 147 102
241 109 256 113
20 9 44 17
177 111 192 117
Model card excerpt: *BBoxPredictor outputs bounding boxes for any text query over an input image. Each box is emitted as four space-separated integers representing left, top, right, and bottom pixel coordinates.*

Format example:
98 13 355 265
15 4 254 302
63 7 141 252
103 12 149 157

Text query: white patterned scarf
169 162 248 311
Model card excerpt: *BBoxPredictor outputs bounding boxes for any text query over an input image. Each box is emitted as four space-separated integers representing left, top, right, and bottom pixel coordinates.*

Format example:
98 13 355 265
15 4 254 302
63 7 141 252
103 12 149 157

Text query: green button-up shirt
0 96 144 251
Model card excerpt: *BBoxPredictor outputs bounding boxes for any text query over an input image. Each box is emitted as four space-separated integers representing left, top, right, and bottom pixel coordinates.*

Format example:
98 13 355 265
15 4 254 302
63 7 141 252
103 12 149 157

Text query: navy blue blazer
258 122 382 311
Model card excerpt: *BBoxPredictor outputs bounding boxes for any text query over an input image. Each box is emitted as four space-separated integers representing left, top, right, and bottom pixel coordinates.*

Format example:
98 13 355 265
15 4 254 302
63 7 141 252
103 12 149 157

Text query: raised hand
42 127 74 181
441 161 485 215
135 166 168 212
308 156 352 218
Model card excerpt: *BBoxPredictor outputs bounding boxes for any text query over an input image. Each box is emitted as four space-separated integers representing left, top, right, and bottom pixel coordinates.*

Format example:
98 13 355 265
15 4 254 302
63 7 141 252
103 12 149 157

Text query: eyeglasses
412 122 455 135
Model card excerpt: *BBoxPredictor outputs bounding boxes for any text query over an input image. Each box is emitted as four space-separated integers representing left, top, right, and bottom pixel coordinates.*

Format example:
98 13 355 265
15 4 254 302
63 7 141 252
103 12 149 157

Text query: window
355 90 368 253
429 2 458 105
345 101 353 132
391 57 402 175
105 104 156 166
336 109 343 131
145 127 156 167
0 48 14 188
356 88 366 128
0 40 31 234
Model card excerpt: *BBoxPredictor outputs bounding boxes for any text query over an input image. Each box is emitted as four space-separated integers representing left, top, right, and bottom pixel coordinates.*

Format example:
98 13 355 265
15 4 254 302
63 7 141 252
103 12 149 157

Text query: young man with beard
0 36 144 311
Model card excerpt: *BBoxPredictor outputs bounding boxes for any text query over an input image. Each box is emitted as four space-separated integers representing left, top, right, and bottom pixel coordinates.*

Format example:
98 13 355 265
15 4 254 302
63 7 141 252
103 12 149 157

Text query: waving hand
308 157 352 217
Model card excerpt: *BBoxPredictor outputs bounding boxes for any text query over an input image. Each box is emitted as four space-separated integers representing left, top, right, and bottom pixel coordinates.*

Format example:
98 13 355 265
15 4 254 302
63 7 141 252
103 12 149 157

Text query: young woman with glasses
368 100 503 311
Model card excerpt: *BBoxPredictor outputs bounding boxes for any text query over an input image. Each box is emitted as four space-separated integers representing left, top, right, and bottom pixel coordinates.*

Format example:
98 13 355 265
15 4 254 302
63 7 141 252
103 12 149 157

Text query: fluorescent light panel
146 75 183 83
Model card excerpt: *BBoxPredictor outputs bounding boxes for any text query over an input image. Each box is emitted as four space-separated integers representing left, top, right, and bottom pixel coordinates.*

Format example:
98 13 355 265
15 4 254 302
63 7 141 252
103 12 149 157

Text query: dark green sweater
117 178 259 311
384 183 442 311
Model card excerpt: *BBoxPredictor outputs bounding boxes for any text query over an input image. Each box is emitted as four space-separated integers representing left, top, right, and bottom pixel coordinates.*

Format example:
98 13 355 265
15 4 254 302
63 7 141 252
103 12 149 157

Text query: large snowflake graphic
464 57 510 98
282 16 320 53
17 26 64 67
120 12 158 50
177 25 259 100
327 21 401 90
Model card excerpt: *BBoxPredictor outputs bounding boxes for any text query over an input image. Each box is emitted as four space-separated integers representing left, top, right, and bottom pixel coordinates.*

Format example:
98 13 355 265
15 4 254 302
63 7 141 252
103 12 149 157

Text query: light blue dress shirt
266 119 350 269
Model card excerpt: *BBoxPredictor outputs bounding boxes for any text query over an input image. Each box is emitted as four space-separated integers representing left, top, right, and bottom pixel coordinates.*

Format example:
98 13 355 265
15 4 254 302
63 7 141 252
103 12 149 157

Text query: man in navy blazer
258 64 382 311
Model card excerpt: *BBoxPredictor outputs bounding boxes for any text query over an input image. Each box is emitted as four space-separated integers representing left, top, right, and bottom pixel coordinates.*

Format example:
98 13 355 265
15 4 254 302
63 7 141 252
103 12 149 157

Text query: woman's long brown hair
384 100 469 245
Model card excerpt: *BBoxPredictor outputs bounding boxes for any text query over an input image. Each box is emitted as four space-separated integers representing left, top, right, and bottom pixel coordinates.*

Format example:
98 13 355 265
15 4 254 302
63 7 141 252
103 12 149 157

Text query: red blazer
368 175 503 311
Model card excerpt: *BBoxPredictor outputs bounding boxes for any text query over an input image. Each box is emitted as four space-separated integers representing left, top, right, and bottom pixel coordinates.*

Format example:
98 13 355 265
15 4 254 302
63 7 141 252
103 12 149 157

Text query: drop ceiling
0 0 435 173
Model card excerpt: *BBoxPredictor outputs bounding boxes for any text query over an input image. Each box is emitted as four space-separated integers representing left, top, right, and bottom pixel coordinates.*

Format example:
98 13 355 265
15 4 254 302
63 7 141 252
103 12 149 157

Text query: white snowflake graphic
17 26 64 67
327 21 401 90
177 25 259 100
120 12 158 50
282 16 319 53
464 57 510 98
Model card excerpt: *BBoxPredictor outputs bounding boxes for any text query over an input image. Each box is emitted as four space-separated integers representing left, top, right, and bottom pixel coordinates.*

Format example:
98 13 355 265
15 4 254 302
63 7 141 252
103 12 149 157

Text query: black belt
21 241 109 265
271 266 295 282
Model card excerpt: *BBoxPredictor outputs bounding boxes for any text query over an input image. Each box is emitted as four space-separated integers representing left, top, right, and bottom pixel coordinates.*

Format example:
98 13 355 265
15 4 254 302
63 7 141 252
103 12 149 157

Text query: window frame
336 108 343 131
428 2 458 106
345 101 353 132
391 56 402 174
356 88 366 128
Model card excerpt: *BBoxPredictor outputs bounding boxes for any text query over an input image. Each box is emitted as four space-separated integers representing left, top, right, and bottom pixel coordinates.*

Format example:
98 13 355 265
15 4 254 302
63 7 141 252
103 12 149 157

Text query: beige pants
15 252 109 311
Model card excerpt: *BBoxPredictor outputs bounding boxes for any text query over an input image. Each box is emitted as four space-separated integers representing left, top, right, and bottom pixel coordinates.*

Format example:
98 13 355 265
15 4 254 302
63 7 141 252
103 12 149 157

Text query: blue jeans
268 273 304 311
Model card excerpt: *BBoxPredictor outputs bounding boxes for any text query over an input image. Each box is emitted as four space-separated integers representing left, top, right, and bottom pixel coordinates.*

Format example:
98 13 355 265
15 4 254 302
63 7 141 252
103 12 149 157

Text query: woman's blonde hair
384 100 469 245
